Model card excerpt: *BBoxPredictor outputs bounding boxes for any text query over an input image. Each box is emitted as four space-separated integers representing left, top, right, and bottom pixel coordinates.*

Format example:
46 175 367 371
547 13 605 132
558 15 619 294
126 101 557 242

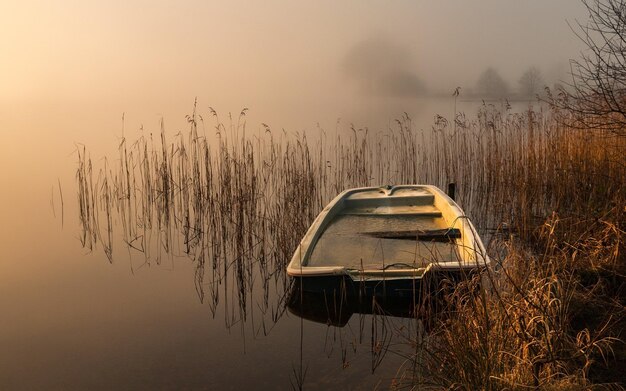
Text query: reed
395 108 625 389
75 102 625 388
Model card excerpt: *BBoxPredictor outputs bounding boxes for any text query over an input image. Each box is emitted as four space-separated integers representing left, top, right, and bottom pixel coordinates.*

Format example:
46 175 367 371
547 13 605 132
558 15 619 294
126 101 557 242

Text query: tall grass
75 102 625 387
395 108 625 389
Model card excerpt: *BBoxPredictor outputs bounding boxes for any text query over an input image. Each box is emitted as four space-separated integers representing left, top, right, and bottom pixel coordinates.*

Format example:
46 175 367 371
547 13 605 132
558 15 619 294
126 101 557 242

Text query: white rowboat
287 185 489 286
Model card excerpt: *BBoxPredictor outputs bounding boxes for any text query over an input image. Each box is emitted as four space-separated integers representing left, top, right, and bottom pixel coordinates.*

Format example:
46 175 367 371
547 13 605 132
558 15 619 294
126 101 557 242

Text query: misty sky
0 0 589 168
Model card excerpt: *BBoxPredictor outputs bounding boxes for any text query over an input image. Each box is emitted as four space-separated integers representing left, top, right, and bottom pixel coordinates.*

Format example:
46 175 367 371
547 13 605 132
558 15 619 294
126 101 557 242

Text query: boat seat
341 204 442 217
344 194 435 208
362 228 461 242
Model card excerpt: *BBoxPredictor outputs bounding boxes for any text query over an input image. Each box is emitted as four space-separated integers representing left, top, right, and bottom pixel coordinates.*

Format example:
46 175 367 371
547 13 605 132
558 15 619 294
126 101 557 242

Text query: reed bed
394 109 625 389
75 102 625 388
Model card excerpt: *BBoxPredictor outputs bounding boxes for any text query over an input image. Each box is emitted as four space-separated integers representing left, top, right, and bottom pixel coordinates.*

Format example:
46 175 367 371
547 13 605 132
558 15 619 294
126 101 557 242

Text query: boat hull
288 270 482 326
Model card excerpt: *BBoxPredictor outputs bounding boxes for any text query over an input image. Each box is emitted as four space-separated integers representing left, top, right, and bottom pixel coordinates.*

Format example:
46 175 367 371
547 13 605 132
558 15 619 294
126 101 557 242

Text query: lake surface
1 178 413 390
0 96 533 390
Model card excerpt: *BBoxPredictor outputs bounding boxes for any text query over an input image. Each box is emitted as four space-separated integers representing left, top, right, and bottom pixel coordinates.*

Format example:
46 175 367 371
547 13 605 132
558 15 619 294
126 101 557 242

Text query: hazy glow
0 2 596 388
0 0 590 241
1 1 585 102
0 0 590 202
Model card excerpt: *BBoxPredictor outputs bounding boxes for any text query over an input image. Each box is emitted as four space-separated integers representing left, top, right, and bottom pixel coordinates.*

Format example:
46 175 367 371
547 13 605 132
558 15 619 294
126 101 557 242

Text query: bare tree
552 0 626 134
518 66 545 98
475 67 510 99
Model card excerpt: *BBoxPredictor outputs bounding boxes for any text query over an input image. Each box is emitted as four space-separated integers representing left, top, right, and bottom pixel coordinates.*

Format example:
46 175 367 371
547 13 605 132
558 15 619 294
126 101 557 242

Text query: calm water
1 183 413 390
0 96 531 390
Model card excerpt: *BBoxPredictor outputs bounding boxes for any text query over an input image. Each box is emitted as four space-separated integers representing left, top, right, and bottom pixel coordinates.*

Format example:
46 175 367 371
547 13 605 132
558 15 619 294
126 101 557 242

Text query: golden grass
394 109 625 389
75 102 625 388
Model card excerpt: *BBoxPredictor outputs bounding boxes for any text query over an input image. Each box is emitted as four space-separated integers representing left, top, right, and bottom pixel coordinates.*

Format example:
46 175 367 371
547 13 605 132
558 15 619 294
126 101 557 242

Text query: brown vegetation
395 108 625 389
75 101 625 388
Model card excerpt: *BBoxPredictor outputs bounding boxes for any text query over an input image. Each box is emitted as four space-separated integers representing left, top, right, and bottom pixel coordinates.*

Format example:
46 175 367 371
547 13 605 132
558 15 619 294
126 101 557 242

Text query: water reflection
286 268 477 327
288 280 419 327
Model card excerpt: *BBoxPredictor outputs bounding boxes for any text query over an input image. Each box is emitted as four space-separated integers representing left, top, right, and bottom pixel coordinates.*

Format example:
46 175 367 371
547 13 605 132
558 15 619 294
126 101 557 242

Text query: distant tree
550 0 626 135
518 67 545 98
475 68 510 99
343 38 427 98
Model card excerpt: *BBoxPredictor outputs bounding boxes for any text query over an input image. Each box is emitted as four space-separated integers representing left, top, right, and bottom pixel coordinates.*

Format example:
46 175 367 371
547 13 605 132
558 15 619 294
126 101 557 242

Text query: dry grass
75 102 625 388
394 108 625 389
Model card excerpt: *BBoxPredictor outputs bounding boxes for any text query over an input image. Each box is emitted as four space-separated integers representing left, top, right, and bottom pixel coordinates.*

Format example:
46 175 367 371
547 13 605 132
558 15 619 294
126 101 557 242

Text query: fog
0 0 589 241
0 2 599 388
343 37 428 98
1 1 587 124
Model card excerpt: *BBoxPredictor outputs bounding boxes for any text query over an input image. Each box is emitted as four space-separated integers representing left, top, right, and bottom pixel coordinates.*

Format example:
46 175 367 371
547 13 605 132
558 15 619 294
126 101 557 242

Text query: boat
287 185 489 299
